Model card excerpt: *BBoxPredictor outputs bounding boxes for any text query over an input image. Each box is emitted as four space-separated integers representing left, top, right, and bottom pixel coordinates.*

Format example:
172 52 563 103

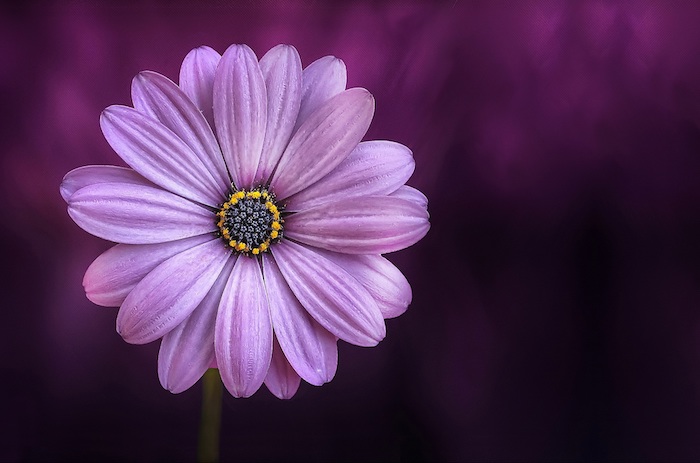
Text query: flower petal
271 88 375 200
294 55 347 131
179 45 221 130
213 44 267 189
389 184 429 209
254 44 302 184
60 165 152 203
158 255 236 394
262 254 337 385
84 234 214 307
116 239 230 345
131 71 230 195
101 105 223 206
215 256 272 398
272 240 385 347
264 337 301 400
284 196 430 254
285 140 415 212
67 182 215 244
314 251 412 319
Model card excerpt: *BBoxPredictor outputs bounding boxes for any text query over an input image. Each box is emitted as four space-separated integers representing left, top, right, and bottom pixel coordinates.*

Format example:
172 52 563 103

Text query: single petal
389 184 429 209
179 45 221 129
84 234 214 307
117 239 230 345
213 44 267 189
271 88 375 200
67 182 215 244
285 140 415 212
314 251 412 319
284 196 429 254
101 105 223 206
131 71 230 194
60 165 152 203
158 255 237 394
262 254 337 385
264 337 301 400
294 55 347 131
215 256 272 398
254 45 302 184
272 240 385 347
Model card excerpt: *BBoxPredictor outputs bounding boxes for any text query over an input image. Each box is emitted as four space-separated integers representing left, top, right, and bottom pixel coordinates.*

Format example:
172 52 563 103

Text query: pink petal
179 46 221 130
83 234 214 307
284 196 430 254
131 71 230 195
67 182 215 244
262 254 337 385
314 251 412 319
215 256 272 398
158 255 237 394
294 55 347 131
389 184 429 209
272 240 385 347
271 88 375 200
116 239 231 345
264 337 301 400
213 44 267 189
285 140 415 212
60 165 152 203
101 105 223 207
254 44 302 185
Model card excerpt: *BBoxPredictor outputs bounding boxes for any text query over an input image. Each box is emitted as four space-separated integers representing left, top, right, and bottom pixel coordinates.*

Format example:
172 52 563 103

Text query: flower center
215 187 283 255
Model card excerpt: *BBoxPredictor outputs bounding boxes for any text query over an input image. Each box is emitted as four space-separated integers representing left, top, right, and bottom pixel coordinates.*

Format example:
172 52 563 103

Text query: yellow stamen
236 242 247 251
271 221 281 230
229 240 237 248
270 230 278 239
251 248 260 255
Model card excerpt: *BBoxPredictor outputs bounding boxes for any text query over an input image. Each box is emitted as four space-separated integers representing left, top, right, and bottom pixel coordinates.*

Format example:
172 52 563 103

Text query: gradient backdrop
3 1 700 461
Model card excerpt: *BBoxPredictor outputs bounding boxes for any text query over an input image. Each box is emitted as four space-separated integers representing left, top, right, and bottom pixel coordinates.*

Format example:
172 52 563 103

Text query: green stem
198 368 223 463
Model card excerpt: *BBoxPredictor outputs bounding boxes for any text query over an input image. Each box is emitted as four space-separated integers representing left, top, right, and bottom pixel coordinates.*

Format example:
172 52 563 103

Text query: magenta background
3 1 700 461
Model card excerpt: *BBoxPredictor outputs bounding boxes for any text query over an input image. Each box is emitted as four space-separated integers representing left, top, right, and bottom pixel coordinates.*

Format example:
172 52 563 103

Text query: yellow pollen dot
236 242 247 251
217 210 225 218
261 192 269 199
222 202 230 210
271 221 281 230
229 197 238 205
270 230 279 239
249 191 261 199
235 191 245 199
259 242 269 252
229 240 237 248
252 248 260 255
217 219 224 227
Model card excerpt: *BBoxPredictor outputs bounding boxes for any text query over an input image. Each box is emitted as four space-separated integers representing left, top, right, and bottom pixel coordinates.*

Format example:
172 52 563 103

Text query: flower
60 44 430 399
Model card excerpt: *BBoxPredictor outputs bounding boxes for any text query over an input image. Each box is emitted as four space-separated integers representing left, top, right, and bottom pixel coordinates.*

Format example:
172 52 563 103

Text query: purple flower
60 44 429 399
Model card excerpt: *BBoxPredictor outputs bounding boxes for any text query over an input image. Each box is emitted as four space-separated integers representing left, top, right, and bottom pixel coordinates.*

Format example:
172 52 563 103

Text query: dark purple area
3 1 700 461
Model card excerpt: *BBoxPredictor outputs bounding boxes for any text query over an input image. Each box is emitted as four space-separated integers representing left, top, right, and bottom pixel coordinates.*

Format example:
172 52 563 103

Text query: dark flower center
216 187 283 255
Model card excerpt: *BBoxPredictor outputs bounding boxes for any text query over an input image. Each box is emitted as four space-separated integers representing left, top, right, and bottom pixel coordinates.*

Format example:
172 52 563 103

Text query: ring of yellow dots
215 187 283 256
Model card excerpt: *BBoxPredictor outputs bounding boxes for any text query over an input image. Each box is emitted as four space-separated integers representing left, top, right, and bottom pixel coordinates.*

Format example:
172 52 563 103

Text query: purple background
3 0 700 461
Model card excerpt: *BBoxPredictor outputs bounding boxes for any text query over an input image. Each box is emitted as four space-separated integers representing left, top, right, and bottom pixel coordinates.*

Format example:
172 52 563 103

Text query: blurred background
3 0 700 461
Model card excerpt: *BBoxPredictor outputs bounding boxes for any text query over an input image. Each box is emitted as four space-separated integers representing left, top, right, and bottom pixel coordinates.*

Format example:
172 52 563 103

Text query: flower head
61 44 429 399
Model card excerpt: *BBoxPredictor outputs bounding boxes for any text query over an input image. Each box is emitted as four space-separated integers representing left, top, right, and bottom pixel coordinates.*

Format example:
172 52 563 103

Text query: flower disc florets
216 187 283 255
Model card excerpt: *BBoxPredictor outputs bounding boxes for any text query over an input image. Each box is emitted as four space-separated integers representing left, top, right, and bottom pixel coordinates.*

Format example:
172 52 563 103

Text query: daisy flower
60 44 429 399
